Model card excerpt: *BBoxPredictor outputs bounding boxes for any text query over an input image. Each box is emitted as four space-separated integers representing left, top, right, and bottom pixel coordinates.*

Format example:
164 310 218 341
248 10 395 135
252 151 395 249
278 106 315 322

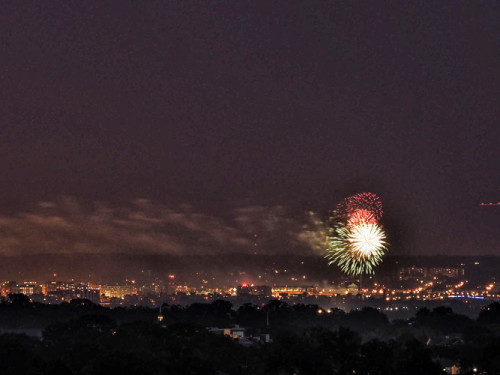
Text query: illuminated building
208 326 245 339
1 281 18 296
398 266 426 280
11 283 38 296
174 285 190 295
1 281 41 296
237 284 271 297
398 266 465 281
70 285 100 304
44 281 69 294
428 267 464 279
100 285 132 299
271 285 316 297
40 281 100 304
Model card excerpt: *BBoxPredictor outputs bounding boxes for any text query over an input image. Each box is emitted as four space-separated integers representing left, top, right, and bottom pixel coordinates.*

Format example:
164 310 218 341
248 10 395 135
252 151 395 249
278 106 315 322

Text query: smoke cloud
0 198 326 256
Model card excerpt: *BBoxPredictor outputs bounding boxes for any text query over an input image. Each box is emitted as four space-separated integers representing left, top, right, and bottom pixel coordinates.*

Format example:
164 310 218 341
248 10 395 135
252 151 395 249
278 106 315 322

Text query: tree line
0 294 499 374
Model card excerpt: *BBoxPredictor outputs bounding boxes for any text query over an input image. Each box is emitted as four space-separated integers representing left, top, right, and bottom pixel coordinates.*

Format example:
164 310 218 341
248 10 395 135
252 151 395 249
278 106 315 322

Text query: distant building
0 281 16 296
11 283 40 296
1 281 41 297
398 266 464 281
428 267 464 279
71 285 100 304
398 266 427 280
271 285 316 297
44 281 69 294
42 282 100 304
208 325 245 339
237 284 271 297
174 285 190 295
100 285 132 299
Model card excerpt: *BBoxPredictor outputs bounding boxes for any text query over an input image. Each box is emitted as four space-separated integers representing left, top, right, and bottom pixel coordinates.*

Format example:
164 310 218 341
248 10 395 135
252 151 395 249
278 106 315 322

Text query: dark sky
0 1 498 256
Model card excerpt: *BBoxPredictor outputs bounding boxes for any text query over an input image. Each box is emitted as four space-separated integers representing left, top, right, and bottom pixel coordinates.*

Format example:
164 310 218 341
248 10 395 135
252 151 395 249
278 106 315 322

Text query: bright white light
348 223 386 256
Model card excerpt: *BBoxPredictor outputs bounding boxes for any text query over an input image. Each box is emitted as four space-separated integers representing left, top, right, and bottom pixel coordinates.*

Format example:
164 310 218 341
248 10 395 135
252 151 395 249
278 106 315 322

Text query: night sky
0 1 498 257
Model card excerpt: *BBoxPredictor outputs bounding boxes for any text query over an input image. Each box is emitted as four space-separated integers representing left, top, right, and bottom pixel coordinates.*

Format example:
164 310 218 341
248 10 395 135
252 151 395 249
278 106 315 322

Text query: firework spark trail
335 192 383 223
348 209 376 227
326 193 388 276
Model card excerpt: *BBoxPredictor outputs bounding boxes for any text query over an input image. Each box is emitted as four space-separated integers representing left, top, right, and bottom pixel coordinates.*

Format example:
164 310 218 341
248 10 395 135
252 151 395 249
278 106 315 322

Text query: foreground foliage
0 297 499 374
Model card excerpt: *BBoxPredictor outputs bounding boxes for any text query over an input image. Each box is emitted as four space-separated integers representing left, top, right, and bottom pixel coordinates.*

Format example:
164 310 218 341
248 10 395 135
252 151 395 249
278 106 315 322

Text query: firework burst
347 208 376 227
335 192 383 223
326 193 388 276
